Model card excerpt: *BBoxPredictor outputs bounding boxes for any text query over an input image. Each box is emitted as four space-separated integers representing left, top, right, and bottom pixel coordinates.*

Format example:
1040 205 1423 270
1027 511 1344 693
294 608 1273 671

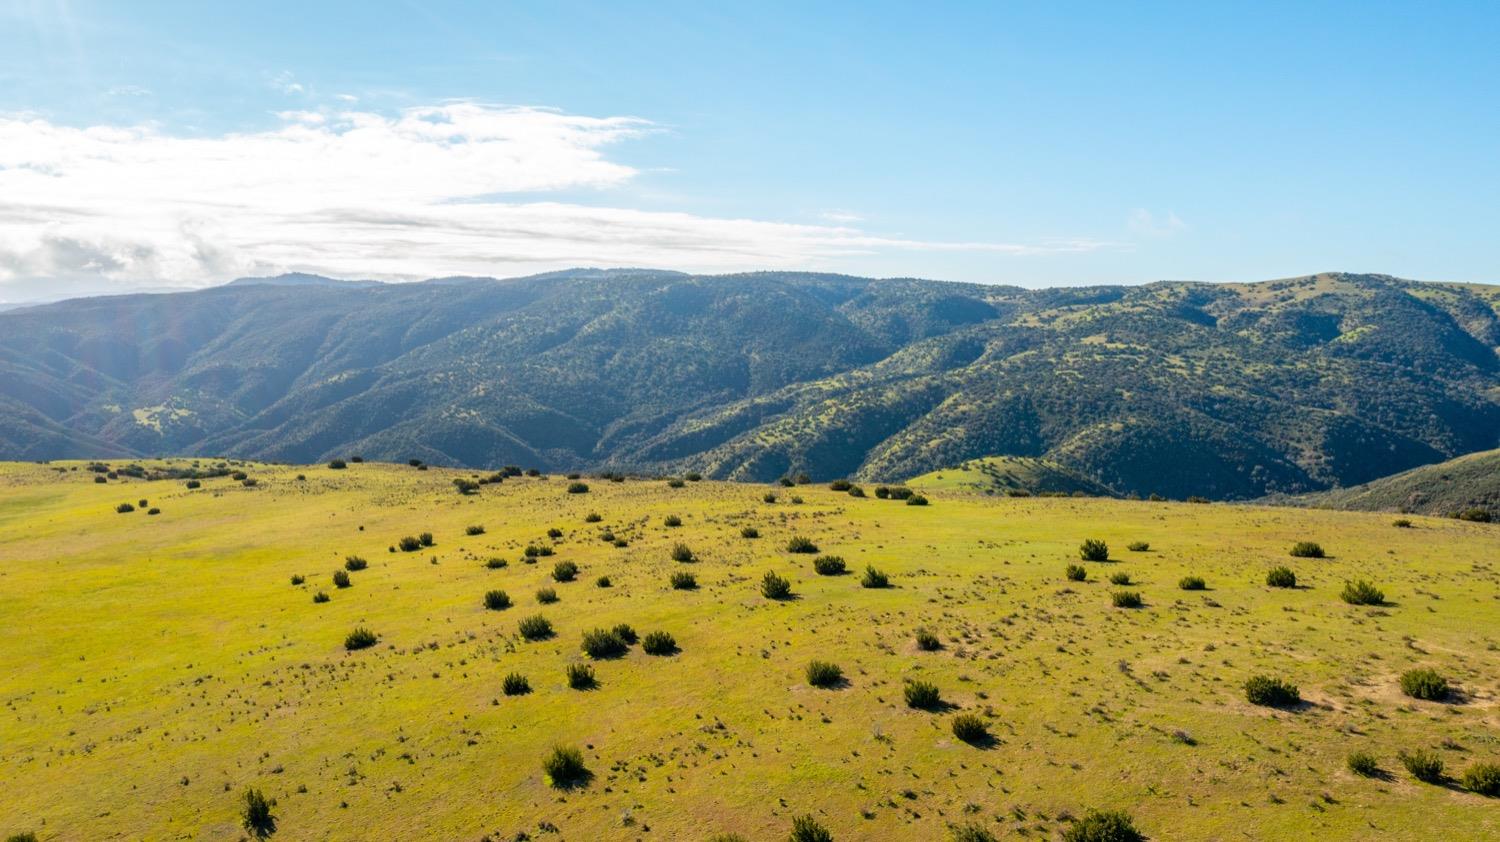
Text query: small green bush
1399 748 1444 783
860 565 890 588
1061 809 1143 842
453 478 480 495
552 560 579 582
328 459 346 470
6 833 40 842
787 535 818 553
1244 674 1299 707
666 478 685 488
566 662 597 689
1079 539 1109 561
612 624 638 644
1398 668 1449 701
518 615 553 640
671 542 695 563
1340 580 1384 605
1065 564 1087 581
312 591 330 603
344 627 378 651
547 527 563 538
1347 750 1379 777
332 570 351 589
502 673 530 696
484 557 507 569
789 815 833 842
397 535 421 552
595 575 611 588
418 532 434 547
484 589 511 610
663 514 682 527
905 494 929 506
641 630 677 655
763 491 778 503
1392 518 1413 528
1126 541 1150 552
1266 566 1296 588
1178 575 1206 590
761 571 793 600
536 587 559 604
1461 762 1500 796
581 628 628 659
1290 541 1324 558
584 511 602 523
1458 508 1492 523
116 502 135 513
813 555 846 575
185 479 201 489
290 574 305 585
566 482 590 494
542 745 589 787
241 787 276 837
670 571 697 590
915 628 942 651
343 555 368 571
1110 590 1142 608
465 524 485 535
806 660 843 687
829 479 853 491
1108 572 1131 586
950 712 989 744
740 526 760 538
904 678 942 709
949 823 997 842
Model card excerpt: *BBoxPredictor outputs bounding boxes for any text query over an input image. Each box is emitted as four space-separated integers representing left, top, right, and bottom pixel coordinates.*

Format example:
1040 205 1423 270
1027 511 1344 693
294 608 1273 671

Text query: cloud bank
0 103 1104 296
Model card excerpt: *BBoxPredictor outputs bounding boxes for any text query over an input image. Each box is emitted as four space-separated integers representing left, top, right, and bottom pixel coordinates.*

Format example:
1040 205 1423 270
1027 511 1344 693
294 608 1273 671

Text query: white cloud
0 103 1110 291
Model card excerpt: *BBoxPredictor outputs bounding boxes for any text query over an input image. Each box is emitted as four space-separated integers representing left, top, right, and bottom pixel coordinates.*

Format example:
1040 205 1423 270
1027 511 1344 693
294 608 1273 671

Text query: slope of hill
907 455 1115 496
0 270 1497 499
2 460 1497 840
1296 448 1500 517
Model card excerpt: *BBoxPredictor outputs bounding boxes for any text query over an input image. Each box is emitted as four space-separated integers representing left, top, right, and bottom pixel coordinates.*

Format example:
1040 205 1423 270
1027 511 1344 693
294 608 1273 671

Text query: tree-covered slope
1292 448 1500 517
0 270 1496 498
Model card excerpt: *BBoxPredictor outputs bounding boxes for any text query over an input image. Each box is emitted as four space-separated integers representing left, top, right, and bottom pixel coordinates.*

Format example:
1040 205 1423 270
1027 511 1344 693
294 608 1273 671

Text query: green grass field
1 460 1497 841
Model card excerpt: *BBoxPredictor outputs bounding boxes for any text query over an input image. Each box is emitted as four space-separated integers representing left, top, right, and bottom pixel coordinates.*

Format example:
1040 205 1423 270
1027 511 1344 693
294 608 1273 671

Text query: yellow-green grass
1 460 1497 841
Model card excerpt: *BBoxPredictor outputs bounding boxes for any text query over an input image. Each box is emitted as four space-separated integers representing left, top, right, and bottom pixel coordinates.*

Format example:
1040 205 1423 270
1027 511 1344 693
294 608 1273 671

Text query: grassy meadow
0 460 1497 840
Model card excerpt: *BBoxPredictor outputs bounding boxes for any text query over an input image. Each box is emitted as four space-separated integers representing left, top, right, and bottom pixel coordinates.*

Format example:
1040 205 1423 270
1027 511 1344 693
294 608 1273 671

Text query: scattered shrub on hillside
740 526 760 538
484 590 512 610
874 486 891 499
1458 508 1492 522
1108 572 1131 586
526 468 541 477
1126 541 1150 552
613 538 628 548
950 712 989 744
1392 518 1413 528
566 482 590 494
806 660 843 688
1244 675 1299 707
344 627 378 651
116 502 135 513
641 630 677 655
670 571 697 590
829 479 853 491
241 478 258 487
147 507 161 515
536 587 559 604
518 615 553 640
949 823 998 842
417 532 434 547
763 491 778 503
1266 566 1297 588
552 560 579 582
186 479 201 489
525 544 542 557
813 555 846 575
1340 580 1385 605
465 524 485 536
566 662 597 689
1289 541 1324 558
1079 539 1109 561
398 536 421 552
6 832 40 842
595 575 611 588
453 478 480 495
547 527 563 538
888 487 915 500
1461 762 1500 796
915 628 943 651
542 745 589 787
777 477 795 488
789 815 833 842
787 535 817 553
1065 564 1087 582
94 475 107 483
906 494 929 506
1110 590 1142 608
663 514 682 527
485 557 507 569
1179 575 1207 590
671 543 695 563
1061 809 1143 842
502 673 530 696
612 624 638 644
581 628 628 659
1399 668 1449 701
1399 749 1444 783
904 679 942 709
761 571 793 600
231 471 248 481
584 512 602 523
667 478 686 488
241 787 276 838
290 574 305 585
1347 750 1380 777
343 555 368 571
328 459 346 470
332 570 351 589
312 591 330 603
790 495 805 504
861 565 890 588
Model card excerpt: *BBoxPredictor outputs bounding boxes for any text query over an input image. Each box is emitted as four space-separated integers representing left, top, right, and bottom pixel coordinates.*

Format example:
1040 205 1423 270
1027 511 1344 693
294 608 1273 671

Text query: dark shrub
1400 749 1444 783
485 557 507 569
547 527 563 538
6 833 40 842
95 475 107 483
1244 674 1299 707
761 571 793 600
465 524 485 535
915 628 942 651
664 514 682 527
786 536 818 553
398 536 421 552
1178 575 1206 590
613 538 628 548
1126 541 1149 552
950 712 989 744
1266 566 1296 588
518 615 553 640
349 455 363 463
344 555 368 571
1065 564 1087 582
566 482 590 494
453 478 480 495
671 543 695 562
241 787 276 837
525 544 542 557
1061 809 1143 842
1079 539 1109 561
584 512 602 523
861 565 890 588
670 571 698 590
1108 572 1131 586
612 624 638 644
116 502 135 513
595 575 611 588
536 587 559 604
484 590 511 610
1398 668 1448 701
741 526 760 538
806 660 843 687
1110 590 1142 608
1392 518 1413 528
313 591 330 603
344 627 378 650
241 478 258 488
502 673 530 696
1458 508 1492 522
332 570 351 589
1347 750 1379 777
847 485 865 497
552 561 579 582
147 507 161 515
667 478 685 488
812 555 846 575
566 662 597 689
581 628 628 659
764 491 778 503
829 479 853 491
418 532 434 547
526 468 541 477
905 494 929 506
408 459 423 467
949 823 997 842
231 471 248 481
1340 580 1385 605
1290 541 1324 558
789 815 832 842
874 486 891 499
1461 762 1500 796
543 745 589 786
888 487 915 500
329 459 346 470
290 574 305 585
686 472 702 481
186 479 201 489
641 630 677 655
904 679 942 709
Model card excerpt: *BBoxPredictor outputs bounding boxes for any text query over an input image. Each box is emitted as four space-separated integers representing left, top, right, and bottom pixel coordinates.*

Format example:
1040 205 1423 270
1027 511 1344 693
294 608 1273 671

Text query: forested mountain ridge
1 270 1496 499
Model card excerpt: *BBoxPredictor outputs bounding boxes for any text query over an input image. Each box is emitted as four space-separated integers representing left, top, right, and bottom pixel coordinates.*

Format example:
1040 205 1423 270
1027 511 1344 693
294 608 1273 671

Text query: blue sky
1 1 1497 297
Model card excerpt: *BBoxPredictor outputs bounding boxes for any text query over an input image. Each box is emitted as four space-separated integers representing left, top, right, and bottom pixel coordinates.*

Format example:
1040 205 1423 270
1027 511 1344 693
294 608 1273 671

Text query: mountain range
1 269 1497 500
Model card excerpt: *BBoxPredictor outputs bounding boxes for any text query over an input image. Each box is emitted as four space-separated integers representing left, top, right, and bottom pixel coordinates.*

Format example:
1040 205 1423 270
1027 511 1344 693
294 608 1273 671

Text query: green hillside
907 456 1114 497
1297 448 1500 517
1 460 1497 840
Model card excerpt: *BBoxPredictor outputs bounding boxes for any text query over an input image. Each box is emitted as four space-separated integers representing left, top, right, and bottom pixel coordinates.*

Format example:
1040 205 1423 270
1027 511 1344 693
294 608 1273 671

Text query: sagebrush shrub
1108 572 1131 586
1244 674 1299 707
641 630 677 655
763 491 778 503
1341 580 1385 605
344 555 368 571
915 628 942 651
1061 809 1143 842
950 712 989 744
1392 518 1413 528
829 479 853 491
1266 566 1296 588
398 536 421 552
786 536 818 553
949 823 997 842
485 557 507 569
667 478 685 488
670 571 697 590
1400 749 1444 783
1347 750 1379 777
1110 590 1142 608
595 575 611 588
581 628 628 659
566 482 590 494
116 502 135 513
344 627 378 651
612 624 638 644
671 543 695 563
552 560 579 582
290 574 305 585
1398 668 1448 701
861 565 890 588
904 679 942 709
484 590 511 610
1126 541 1149 552
543 745 589 786
1461 762 1500 796
518 615 553 640
502 673 530 696
761 571 793 599
905 493 929 506
536 587 559 604
466 524 485 535
664 515 682 527
806 660 843 687
566 662 597 689
332 570 351 589
740 526 760 539
1178 575 1206 590
185 479 201 489
789 815 832 842
241 787 276 837
312 591 330 603
547 527 563 538
1079 539 1109 561
328 459 346 470
584 512 602 523
1065 564 1087 581
418 532 434 547
1290 541 1324 558
813 555 846 575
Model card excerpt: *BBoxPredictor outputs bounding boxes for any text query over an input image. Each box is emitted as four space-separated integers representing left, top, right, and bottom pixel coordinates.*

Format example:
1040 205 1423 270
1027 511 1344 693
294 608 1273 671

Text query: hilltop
1 270 1497 499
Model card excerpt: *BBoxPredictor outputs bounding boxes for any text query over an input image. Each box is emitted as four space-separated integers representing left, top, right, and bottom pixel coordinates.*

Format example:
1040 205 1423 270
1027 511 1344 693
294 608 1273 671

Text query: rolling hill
0 270 1497 499
1295 448 1500 517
